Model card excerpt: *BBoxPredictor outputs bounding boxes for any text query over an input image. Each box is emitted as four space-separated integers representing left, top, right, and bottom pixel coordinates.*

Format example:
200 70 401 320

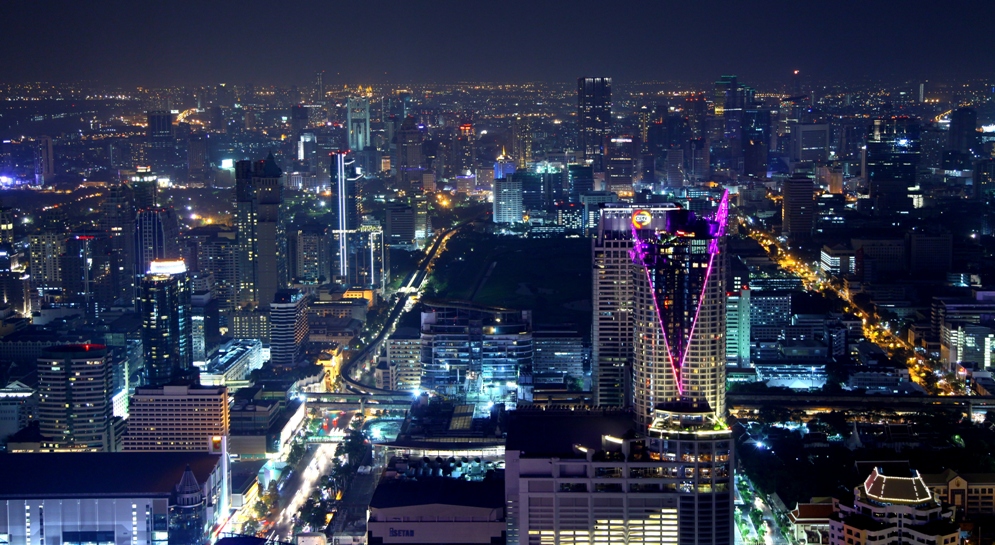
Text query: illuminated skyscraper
494 147 516 180
235 153 286 309
863 117 920 214
136 207 180 276
140 260 193 387
592 202 680 407
269 288 308 369
629 196 728 425
578 77 612 170
332 151 361 279
347 97 371 151
512 116 532 169
493 177 524 224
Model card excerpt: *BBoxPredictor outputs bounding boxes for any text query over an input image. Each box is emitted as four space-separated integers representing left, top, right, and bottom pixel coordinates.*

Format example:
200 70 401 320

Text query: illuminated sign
149 260 187 275
220 159 234 169
631 209 652 228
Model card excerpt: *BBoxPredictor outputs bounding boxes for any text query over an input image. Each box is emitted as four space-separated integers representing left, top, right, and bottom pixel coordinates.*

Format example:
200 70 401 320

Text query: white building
829 467 959 545
0 452 226 545
493 177 523 224
123 384 229 453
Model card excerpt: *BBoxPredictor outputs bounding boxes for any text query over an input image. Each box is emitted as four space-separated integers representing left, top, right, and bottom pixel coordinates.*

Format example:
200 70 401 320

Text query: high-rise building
347 97 371 151
864 117 920 214
630 197 729 425
269 288 308 369
140 260 193 387
136 207 180 276
395 116 424 189
235 153 287 309
385 203 415 248
505 404 733 545
293 224 330 283
37 344 114 451
605 135 637 199
493 177 524 224
789 123 830 163
350 223 388 291
494 148 517 180
100 182 137 306
782 176 814 242
35 135 55 184
331 152 361 279
454 122 476 176
146 110 176 170
28 231 64 292
948 107 978 156
578 77 612 170
512 116 532 169
387 327 421 392
592 203 679 407
123 384 229 453
420 300 532 397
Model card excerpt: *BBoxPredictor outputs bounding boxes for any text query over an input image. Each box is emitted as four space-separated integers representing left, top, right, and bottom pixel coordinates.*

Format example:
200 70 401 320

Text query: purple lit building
630 193 728 426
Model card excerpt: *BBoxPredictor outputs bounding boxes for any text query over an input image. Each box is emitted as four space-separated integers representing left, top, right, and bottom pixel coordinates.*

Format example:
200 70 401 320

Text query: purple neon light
630 191 729 395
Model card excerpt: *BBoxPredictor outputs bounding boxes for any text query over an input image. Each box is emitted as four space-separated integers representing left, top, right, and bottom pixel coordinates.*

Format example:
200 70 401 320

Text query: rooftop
370 476 504 510
506 409 635 457
0 452 221 498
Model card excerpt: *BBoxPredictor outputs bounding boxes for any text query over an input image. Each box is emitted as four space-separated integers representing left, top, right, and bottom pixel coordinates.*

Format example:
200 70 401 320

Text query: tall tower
140 260 193 387
630 194 728 426
235 153 286 309
146 110 175 170
512 116 532 169
35 135 54 184
863 117 920 214
331 152 361 280
37 344 113 451
135 207 180 276
577 77 612 170
347 97 371 151
592 202 680 407
782 176 814 242
269 288 309 369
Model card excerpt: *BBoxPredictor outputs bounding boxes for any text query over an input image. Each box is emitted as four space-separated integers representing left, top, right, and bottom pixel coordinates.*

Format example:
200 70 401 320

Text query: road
269 443 335 542
339 215 478 394
738 214 953 393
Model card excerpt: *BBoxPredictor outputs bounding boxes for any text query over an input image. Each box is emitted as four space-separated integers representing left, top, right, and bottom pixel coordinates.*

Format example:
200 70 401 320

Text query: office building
948 107 978 156
493 177 524 224
494 148 517 180
420 300 532 397
269 288 308 369
578 77 612 170
347 96 371 151
293 224 330 283
0 381 35 442
28 231 64 292
605 136 637 199
592 203 680 407
789 123 830 163
630 198 729 424
35 135 55 184
235 153 287 309
387 327 422 392
136 207 181 276
0 451 226 545
864 117 920 214
146 110 176 170
140 260 193 387
123 384 229 452
781 177 814 242
906 228 952 277
505 404 733 545
37 344 114 451
726 289 751 367
829 467 959 545
386 203 416 248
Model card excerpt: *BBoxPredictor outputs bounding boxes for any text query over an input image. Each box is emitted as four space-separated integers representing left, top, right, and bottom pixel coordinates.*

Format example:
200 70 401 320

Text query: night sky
2 0 993 86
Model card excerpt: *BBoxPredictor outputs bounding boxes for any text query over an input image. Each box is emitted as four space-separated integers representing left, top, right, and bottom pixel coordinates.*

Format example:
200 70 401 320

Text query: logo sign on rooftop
631 209 652 229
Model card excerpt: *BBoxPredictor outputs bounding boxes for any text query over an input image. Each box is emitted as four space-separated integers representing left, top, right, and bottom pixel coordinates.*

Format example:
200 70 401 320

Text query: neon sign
631 209 652 229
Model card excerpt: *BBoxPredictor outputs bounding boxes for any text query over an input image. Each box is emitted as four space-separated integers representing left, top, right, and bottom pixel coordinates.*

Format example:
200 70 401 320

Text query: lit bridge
302 392 416 412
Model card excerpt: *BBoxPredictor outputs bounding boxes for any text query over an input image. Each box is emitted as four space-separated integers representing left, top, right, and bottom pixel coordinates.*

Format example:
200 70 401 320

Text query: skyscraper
37 344 114 451
864 117 920 214
269 288 308 369
146 110 176 170
347 97 371 151
592 202 681 407
781 176 814 242
123 384 229 452
331 152 361 279
235 153 286 309
577 77 612 170
948 107 978 156
136 207 180 276
140 260 193 387
630 196 728 425
493 177 524 224
35 135 54 185
293 224 330 283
